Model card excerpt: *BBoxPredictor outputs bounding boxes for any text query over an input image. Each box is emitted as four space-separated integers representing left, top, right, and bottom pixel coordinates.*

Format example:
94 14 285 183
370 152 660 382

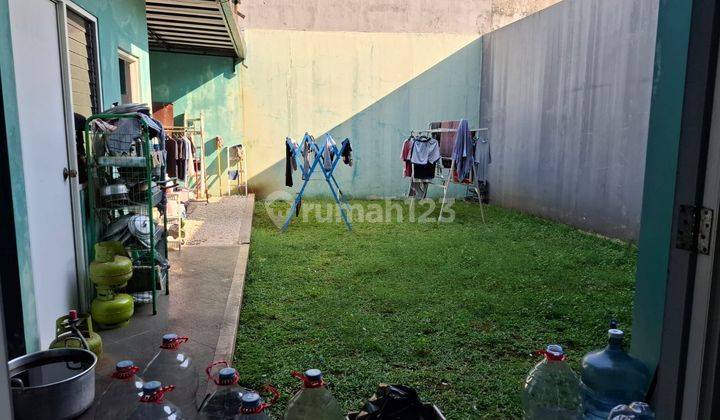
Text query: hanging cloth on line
400 137 413 177
452 119 474 181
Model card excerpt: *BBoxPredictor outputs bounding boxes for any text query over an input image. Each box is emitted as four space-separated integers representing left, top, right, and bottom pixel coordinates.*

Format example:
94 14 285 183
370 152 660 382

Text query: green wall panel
72 0 152 107
0 0 39 352
631 0 693 370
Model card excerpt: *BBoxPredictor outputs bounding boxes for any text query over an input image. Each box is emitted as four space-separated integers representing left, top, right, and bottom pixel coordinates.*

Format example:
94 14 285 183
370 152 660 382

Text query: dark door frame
650 0 720 418
0 67 25 359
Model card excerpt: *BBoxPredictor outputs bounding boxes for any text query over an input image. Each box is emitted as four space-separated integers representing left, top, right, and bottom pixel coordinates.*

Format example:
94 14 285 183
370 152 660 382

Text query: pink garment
400 139 413 177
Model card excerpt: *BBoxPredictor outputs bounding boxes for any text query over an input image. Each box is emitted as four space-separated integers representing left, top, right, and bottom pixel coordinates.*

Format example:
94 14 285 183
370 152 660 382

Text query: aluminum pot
8 348 97 420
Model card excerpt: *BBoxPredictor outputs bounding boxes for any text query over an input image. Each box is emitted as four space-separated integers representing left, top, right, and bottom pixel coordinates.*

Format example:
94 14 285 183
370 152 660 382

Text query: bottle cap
546 344 564 356
629 402 651 413
545 344 565 360
116 360 134 371
218 367 237 382
608 329 624 339
143 381 161 395
162 333 178 344
241 392 261 408
305 368 322 381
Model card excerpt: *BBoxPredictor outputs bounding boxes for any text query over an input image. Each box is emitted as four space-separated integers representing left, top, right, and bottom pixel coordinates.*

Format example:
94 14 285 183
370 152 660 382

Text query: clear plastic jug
128 380 185 420
142 333 198 407
580 329 650 420
284 369 345 420
608 402 655 420
94 360 144 419
521 344 582 419
198 361 247 419
237 390 276 419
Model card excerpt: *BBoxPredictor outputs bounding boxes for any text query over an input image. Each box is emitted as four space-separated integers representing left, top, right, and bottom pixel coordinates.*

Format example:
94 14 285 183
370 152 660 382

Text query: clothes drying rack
407 126 489 223
164 113 208 202
283 133 352 232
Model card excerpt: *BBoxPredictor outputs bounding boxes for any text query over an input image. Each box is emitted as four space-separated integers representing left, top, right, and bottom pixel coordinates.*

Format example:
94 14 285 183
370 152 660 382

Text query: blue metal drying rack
282 133 352 232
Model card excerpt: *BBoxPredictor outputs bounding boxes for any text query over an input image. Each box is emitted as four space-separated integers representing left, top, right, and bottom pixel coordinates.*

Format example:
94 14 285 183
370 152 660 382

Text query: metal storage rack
85 113 169 315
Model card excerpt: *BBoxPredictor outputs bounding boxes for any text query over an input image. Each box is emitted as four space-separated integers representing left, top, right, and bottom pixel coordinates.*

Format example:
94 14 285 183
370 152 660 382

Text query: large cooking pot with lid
8 348 97 420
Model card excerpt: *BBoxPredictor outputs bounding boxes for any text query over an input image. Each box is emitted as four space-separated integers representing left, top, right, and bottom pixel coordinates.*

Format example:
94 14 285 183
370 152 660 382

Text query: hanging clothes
185 136 195 179
341 138 353 166
410 136 440 165
301 139 312 180
474 137 491 183
451 119 474 181
175 136 186 181
439 120 459 168
412 163 435 180
400 137 413 177
322 135 336 171
165 137 178 177
409 135 440 181
285 139 297 187
181 136 192 182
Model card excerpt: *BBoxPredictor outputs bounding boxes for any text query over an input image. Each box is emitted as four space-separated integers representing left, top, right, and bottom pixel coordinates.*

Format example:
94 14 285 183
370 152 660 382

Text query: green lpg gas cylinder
89 241 133 288
92 291 134 330
49 310 103 356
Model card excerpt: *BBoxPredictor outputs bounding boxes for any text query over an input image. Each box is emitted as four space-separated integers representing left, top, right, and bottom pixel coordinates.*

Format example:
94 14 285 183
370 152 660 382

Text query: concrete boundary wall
480 0 659 240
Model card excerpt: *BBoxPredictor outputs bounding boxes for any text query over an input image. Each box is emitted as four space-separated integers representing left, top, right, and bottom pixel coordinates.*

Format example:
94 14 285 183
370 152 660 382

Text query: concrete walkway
83 194 254 418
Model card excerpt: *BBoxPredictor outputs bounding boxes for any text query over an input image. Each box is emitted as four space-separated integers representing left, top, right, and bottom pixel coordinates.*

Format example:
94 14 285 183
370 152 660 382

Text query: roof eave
218 0 246 60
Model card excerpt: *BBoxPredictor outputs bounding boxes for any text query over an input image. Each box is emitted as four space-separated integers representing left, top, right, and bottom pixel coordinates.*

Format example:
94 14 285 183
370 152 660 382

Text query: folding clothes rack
283 133 352 232
407 126 489 223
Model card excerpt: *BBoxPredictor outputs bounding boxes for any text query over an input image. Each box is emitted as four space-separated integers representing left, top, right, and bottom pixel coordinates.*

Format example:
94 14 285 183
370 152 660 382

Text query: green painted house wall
72 0 152 107
0 0 39 352
631 0 693 370
150 52 244 197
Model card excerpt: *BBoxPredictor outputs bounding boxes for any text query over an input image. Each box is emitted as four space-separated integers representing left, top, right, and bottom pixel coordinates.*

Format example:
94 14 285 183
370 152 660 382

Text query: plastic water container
580 329 650 420
142 333 198 407
128 381 185 420
608 402 655 419
237 391 273 419
94 360 144 419
521 344 582 419
284 369 345 420
199 362 247 419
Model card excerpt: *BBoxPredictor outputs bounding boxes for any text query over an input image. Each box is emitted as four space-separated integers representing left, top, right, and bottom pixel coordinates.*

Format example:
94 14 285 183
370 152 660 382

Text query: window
118 50 140 104
66 9 99 118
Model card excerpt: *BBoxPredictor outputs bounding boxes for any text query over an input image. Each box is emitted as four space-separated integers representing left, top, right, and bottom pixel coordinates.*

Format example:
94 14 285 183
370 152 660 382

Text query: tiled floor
81 194 254 419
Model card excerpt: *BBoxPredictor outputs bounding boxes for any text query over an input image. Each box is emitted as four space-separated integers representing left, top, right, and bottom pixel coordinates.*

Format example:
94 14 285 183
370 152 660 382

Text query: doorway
6 0 100 348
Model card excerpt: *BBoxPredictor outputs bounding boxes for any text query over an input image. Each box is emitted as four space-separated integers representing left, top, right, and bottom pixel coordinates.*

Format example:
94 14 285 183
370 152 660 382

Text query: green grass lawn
234 199 637 418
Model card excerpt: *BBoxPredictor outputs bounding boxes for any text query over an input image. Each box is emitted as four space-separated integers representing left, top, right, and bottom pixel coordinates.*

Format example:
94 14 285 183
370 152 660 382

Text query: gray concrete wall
240 0 561 34
480 0 658 240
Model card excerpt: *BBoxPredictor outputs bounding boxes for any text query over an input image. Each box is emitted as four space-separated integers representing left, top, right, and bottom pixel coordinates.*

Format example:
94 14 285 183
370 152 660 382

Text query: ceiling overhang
146 0 246 59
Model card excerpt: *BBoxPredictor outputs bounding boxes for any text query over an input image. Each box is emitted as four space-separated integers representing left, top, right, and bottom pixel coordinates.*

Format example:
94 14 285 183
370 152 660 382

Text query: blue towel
452 119 474 180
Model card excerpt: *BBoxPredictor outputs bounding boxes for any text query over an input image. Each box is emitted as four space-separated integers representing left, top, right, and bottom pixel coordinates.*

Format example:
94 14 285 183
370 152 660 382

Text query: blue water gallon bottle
580 328 650 419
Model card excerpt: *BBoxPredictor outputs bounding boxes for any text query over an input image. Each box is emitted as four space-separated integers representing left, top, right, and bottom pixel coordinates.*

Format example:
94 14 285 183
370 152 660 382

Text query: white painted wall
9 0 78 348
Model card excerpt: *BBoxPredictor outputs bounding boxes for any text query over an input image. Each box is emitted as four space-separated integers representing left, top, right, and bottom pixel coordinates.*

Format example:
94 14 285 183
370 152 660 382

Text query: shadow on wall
248 37 483 199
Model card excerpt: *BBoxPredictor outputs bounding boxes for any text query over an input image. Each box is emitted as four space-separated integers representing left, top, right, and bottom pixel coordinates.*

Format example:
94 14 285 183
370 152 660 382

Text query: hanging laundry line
283 133 353 232
403 121 489 223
